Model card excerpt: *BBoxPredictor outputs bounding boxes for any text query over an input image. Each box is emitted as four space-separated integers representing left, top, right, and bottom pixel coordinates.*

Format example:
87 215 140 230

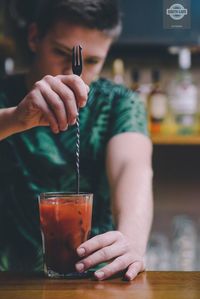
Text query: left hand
75 231 145 280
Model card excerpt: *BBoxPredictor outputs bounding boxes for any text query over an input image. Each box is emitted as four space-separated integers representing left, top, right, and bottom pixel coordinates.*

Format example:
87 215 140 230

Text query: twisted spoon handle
72 45 82 194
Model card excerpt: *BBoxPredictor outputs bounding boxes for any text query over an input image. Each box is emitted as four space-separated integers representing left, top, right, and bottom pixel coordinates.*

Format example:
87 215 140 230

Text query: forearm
75 132 153 280
111 164 153 256
0 107 24 141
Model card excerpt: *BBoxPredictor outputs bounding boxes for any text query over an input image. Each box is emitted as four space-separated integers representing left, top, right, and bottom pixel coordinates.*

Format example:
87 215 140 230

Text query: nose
79 71 90 85
62 67 72 75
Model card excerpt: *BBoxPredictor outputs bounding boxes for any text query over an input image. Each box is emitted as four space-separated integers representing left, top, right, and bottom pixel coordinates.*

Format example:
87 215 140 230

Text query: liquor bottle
112 58 125 85
147 69 168 135
131 69 148 108
131 69 140 92
169 48 199 135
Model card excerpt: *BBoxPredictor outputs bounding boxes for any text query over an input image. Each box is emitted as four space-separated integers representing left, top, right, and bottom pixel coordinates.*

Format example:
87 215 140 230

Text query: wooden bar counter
0 271 200 299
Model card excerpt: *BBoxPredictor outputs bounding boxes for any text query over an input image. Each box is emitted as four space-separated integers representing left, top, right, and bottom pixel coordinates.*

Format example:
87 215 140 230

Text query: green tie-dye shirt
0 74 148 271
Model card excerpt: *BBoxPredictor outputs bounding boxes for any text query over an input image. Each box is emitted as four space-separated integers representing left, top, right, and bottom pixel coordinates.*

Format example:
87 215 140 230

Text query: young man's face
28 21 113 85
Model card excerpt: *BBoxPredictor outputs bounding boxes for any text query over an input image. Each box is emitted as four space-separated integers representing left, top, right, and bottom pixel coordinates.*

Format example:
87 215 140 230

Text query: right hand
15 74 89 133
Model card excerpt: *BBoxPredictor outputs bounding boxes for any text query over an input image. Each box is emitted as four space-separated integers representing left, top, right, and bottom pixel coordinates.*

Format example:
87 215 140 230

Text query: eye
53 48 66 56
85 58 100 65
53 48 72 60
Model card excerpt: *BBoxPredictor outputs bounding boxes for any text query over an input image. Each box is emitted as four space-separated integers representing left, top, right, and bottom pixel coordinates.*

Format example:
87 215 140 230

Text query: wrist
11 106 28 133
117 225 148 256
11 106 32 133
0 107 27 141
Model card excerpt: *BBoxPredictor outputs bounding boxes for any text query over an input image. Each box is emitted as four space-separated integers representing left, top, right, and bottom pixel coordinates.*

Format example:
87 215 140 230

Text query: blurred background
0 0 200 271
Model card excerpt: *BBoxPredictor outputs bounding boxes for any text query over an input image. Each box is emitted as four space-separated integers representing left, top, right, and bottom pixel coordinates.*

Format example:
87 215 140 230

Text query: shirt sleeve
108 86 149 139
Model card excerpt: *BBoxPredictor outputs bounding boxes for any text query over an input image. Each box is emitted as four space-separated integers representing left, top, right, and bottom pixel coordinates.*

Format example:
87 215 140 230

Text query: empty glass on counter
171 214 198 271
146 214 199 271
145 233 171 270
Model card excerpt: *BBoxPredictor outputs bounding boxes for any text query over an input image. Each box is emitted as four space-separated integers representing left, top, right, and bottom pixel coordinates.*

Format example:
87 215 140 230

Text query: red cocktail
39 192 93 278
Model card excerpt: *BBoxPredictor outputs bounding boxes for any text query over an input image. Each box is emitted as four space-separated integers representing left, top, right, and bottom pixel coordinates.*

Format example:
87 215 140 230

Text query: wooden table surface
0 271 200 299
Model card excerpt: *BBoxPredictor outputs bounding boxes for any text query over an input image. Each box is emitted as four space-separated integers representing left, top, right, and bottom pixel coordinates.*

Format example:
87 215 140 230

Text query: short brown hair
35 0 122 39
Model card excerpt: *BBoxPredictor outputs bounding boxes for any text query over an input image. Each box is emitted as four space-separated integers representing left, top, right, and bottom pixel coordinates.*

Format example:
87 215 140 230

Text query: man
0 0 153 280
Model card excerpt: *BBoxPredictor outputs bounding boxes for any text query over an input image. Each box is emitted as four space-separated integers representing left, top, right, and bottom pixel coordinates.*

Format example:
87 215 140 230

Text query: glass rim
39 192 93 199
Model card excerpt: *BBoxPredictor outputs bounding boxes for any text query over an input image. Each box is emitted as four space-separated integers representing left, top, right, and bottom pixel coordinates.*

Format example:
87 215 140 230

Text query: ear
28 23 40 53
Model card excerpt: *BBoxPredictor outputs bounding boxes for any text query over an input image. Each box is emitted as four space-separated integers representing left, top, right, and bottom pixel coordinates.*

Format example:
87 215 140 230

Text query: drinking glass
38 192 93 278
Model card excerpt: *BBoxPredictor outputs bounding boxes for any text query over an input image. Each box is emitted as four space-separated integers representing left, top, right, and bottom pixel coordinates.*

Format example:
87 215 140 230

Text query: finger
76 241 128 272
44 76 78 125
94 253 132 280
58 74 89 108
56 82 78 125
34 80 68 131
30 89 59 133
77 231 123 257
124 260 145 281
85 84 90 94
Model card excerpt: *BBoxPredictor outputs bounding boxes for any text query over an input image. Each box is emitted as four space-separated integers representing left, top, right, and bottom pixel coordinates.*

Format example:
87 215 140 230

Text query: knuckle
34 80 43 90
122 240 130 252
100 248 109 260
51 100 62 111
54 76 62 86
115 256 127 269
43 75 54 83
71 74 81 84
71 75 85 89
55 75 61 81
115 231 123 239
83 257 93 268
64 89 74 101
103 231 114 241
96 236 104 248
